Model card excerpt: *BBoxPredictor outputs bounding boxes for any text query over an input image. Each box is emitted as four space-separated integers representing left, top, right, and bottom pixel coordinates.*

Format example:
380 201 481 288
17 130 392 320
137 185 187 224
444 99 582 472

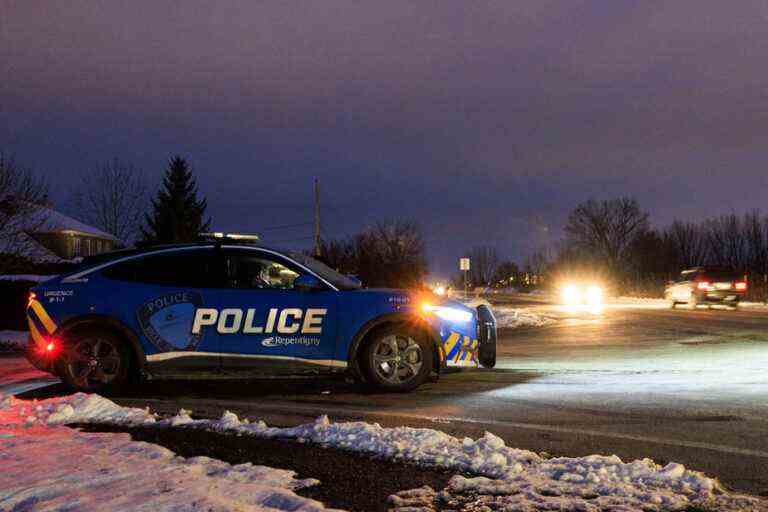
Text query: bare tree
704 213 749 270
0 152 49 270
71 158 148 243
564 197 650 273
663 220 709 269
466 245 499 286
356 219 427 288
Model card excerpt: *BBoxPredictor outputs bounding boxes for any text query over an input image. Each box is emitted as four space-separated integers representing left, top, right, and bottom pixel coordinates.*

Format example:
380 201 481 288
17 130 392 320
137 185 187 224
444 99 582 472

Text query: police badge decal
137 292 205 352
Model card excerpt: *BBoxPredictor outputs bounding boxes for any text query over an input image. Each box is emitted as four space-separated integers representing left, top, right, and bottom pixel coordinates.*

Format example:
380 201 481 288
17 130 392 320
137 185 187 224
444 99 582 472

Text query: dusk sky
3 1 768 276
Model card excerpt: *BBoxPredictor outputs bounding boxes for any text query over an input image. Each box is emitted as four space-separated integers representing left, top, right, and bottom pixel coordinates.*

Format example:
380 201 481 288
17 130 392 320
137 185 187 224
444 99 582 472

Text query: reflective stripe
443 332 461 358
146 351 348 368
30 300 57 334
28 318 46 349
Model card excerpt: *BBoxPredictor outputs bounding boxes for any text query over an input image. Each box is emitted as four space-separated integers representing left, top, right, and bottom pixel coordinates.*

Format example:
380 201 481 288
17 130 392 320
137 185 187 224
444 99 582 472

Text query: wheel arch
347 312 442 381
56 315 147 372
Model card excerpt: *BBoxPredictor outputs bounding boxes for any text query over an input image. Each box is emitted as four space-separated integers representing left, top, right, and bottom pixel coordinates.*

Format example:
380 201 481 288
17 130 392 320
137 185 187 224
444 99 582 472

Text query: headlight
561 284 582 305
585 285 603 305
422 303 473 323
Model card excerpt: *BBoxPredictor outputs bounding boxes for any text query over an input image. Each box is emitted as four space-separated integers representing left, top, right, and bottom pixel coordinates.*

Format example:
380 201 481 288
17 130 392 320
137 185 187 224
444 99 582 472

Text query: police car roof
78 241 291 268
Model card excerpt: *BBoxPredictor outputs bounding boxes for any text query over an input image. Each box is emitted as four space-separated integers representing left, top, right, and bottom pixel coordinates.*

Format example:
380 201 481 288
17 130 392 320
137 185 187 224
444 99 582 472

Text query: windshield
290 252 362 290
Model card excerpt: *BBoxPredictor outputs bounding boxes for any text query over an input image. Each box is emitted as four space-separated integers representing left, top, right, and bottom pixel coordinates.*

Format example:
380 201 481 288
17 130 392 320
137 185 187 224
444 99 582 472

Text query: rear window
102 249 217 287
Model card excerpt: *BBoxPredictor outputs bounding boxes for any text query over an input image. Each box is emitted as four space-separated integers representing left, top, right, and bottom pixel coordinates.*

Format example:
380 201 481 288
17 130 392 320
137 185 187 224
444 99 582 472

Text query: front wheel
58 328 131 393
359 326 433 392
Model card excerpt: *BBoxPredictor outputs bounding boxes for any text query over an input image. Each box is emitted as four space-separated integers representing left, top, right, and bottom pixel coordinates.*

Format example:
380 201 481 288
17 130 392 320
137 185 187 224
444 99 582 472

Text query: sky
3 1 768 276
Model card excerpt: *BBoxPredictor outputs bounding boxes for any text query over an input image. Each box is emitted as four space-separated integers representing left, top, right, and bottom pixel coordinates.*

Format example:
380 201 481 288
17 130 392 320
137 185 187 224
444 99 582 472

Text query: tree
563 197 650 274
704 213 748 270
141 156 210 244
0 152 48 272
355 219 427 288
662 220 708 270
70 158 147 243
491 260 519 287
465 245 499 287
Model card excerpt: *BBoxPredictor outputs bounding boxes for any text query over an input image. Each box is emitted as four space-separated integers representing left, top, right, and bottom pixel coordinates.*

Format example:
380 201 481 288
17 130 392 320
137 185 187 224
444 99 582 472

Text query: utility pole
314 178 321 257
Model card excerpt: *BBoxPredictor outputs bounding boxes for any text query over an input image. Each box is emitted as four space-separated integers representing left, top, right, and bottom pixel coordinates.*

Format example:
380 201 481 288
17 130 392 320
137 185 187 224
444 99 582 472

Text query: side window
225 251 300 290
102 250 216 287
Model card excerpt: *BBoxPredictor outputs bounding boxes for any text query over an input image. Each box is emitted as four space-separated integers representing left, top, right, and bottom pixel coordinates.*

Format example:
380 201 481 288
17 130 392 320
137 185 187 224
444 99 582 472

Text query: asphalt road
7 298 768 496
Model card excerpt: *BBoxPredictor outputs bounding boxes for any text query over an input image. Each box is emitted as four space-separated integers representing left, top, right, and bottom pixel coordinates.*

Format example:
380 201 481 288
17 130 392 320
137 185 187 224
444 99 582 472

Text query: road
5 297 768 496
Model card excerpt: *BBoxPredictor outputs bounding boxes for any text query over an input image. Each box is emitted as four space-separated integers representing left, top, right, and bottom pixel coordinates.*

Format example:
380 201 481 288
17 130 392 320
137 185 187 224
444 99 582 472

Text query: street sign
459 258 470 271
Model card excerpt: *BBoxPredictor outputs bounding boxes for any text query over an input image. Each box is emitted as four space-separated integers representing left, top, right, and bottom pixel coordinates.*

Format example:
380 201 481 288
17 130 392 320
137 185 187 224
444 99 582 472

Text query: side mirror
295 274 323 292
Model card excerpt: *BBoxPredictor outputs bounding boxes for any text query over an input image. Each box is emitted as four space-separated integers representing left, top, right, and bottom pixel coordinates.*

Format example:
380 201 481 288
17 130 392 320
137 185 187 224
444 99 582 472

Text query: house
0 203 120 263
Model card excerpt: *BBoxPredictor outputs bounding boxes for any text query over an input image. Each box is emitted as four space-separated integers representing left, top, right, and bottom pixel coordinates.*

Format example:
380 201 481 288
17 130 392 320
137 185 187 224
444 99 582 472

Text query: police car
25 234 496 393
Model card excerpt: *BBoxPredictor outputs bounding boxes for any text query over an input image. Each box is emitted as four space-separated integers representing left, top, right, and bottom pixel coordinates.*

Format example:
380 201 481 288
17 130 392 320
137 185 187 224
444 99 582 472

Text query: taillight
27 291 36 308
735 281 747 291
697 281 711 290
38 337 59 356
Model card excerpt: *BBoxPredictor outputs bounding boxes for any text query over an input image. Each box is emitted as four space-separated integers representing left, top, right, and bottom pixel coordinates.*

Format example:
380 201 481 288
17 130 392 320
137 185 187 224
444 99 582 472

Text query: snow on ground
462 299 556 329
0 393 338 511
5 392 764 511
0 330 27 351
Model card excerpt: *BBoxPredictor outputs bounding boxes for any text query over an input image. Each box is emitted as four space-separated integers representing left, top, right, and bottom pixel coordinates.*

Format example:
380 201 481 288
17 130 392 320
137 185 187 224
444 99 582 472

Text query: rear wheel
359 326 433 392
59 328 131 393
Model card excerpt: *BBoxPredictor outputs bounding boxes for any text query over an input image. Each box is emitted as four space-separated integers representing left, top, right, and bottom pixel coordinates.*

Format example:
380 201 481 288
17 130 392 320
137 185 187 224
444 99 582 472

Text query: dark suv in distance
664 266 747 309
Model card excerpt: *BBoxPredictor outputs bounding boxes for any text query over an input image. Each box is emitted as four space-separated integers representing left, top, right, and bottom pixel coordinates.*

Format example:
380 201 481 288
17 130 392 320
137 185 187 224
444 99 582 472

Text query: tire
58 328 132 393
359 325 433 393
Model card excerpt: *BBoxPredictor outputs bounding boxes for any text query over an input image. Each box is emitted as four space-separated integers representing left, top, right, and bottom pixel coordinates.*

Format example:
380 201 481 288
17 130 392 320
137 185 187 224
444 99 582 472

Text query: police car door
205 248 339 375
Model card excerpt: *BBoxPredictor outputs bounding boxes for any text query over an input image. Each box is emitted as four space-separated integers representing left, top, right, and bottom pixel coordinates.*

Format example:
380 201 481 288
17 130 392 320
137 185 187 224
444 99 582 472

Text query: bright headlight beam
422 303 473 323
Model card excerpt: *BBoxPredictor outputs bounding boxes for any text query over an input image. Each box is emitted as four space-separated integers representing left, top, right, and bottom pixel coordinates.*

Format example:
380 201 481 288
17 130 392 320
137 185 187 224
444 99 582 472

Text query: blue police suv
25 235 496 393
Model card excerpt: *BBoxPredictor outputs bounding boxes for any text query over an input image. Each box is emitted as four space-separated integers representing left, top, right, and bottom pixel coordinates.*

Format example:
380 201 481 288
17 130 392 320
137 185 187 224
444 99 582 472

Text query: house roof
26 206 119 242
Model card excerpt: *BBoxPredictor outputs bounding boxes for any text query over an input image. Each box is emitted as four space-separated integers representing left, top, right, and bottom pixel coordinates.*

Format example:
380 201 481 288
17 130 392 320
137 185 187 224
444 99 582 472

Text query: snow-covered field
2 392 764 511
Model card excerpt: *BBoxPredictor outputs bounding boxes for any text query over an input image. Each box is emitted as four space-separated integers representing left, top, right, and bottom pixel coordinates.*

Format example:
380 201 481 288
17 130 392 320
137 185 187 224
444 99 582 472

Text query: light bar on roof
200 232 260 241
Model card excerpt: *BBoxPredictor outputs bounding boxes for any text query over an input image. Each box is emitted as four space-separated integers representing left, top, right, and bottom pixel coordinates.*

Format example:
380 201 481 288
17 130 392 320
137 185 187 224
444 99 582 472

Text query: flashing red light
697 281 711 290
735 281 748 291
27 291 36 308
46 341 55 352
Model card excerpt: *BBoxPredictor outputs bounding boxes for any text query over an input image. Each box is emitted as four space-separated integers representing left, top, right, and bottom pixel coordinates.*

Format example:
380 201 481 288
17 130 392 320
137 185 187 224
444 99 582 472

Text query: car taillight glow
697 281 711 290
735 281 747 291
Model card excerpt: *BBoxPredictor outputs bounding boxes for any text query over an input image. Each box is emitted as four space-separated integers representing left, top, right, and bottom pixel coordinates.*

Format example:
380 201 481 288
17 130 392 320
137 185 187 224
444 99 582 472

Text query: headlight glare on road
422 303 473 323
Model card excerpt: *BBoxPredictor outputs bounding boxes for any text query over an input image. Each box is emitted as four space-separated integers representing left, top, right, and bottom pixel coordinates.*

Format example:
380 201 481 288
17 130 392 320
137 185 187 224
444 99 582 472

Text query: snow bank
0 330 27 351
462 299 555 329
0 394 338 511
7 392 764 511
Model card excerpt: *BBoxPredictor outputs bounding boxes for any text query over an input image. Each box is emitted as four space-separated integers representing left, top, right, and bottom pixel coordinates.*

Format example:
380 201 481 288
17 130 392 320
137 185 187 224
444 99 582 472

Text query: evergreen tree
141 156 210 244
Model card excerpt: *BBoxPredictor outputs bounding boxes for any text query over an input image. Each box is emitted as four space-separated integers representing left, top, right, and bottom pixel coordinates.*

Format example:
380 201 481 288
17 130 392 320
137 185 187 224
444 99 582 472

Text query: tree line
549 197 768 298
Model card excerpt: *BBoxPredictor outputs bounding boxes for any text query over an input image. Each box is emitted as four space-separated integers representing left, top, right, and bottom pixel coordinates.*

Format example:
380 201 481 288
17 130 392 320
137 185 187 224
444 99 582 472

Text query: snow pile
461 299 555 329
10 392 765 511
0 394 338 511
492 307 556 329
0 330 28 351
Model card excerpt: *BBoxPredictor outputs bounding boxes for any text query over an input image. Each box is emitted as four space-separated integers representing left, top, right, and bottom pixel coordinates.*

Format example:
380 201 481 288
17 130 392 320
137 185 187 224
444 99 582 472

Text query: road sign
460 258 470 271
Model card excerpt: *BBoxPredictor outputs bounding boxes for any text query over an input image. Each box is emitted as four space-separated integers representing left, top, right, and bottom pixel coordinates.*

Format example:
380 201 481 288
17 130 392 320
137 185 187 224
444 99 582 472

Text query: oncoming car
25 236 496 393
559 281 605 309
665 266 747 309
